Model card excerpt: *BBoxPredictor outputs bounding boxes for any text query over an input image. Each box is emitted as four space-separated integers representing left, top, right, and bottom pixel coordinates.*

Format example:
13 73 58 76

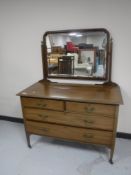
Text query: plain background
0 0 131 133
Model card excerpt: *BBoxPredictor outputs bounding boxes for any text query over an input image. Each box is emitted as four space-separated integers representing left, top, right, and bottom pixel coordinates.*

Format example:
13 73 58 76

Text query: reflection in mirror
44 29 109 80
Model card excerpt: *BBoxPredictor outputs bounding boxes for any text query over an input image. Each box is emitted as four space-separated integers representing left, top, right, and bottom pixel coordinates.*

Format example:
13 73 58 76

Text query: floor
0 120 131 175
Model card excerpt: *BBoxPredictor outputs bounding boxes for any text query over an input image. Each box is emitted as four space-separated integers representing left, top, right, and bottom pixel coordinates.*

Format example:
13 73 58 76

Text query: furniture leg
109 147 114 164
25 131 31 148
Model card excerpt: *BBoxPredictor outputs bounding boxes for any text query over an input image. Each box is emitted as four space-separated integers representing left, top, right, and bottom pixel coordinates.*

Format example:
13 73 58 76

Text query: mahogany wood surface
24 108 114 131
26 121 112 146
18 81 123 105
18 81 123 163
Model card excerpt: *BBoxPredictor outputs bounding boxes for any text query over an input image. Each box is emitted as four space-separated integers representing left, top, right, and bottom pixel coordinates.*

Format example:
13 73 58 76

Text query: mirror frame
41 28 112 82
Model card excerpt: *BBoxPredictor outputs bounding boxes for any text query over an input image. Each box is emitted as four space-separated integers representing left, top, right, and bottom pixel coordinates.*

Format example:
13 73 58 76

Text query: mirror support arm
108 38 113 83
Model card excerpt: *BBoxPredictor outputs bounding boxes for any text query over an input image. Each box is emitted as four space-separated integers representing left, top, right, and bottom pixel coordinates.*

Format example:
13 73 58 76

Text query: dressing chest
18 28 123 163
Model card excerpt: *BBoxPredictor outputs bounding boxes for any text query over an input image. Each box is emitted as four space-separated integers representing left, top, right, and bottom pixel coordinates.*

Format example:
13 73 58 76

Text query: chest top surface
18 81 123 105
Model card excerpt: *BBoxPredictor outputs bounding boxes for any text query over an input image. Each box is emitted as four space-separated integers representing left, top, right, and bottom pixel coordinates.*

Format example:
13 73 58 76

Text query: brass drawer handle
41 104 47 108
37 103 47 108
37 103 42 106
84 119 94 124
42 128 48 132
84 107 95 113
83 133 93 139
38 114 48 119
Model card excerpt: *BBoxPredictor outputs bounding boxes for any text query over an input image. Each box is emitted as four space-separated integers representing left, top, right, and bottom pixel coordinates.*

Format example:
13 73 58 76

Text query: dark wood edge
0 115 131 140
43 28 110 38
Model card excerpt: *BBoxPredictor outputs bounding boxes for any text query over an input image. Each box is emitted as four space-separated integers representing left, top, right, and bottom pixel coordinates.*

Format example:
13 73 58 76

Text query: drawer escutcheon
37 103 47 108
38 114 48 119
84 107 95 113
84 119 94 124
83 133 94 139
41 128 49 132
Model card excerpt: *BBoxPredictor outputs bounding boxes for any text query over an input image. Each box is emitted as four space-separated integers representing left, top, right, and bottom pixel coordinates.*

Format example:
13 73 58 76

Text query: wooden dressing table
18 28 123 163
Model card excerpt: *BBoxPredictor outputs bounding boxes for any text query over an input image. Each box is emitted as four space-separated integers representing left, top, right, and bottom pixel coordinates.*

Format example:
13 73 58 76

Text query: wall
0 0 131 133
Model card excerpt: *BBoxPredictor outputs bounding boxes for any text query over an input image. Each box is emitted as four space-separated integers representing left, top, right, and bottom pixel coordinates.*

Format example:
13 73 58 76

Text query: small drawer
26 121 112 146
21 97 64 111
24 108 65 123
66 101 115 116
24 108 114 131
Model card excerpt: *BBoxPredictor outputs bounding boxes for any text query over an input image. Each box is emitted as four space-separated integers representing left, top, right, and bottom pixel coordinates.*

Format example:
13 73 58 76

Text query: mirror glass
43 29 110 80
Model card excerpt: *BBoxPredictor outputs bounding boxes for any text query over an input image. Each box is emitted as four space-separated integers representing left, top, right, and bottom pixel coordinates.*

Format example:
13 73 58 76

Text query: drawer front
66 101 115 116
22 97 64 111
26 121 112 146
24 108 114 131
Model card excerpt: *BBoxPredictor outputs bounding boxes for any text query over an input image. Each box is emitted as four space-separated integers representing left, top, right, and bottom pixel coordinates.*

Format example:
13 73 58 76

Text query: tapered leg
109 158 113 164
109 147 114 164
25 131 31 148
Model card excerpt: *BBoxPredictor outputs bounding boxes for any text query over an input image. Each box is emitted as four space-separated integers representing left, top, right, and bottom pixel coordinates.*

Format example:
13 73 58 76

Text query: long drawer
24 108 114 131
26 121 112 146
66 101 116 116
21 97 64 111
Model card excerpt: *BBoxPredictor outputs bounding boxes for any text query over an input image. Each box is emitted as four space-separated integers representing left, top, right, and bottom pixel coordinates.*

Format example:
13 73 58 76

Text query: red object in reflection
66 42 79 53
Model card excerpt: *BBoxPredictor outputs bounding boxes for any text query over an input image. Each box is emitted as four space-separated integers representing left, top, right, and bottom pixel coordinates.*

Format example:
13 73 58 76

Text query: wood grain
26 121 112 146
24 108 114 131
